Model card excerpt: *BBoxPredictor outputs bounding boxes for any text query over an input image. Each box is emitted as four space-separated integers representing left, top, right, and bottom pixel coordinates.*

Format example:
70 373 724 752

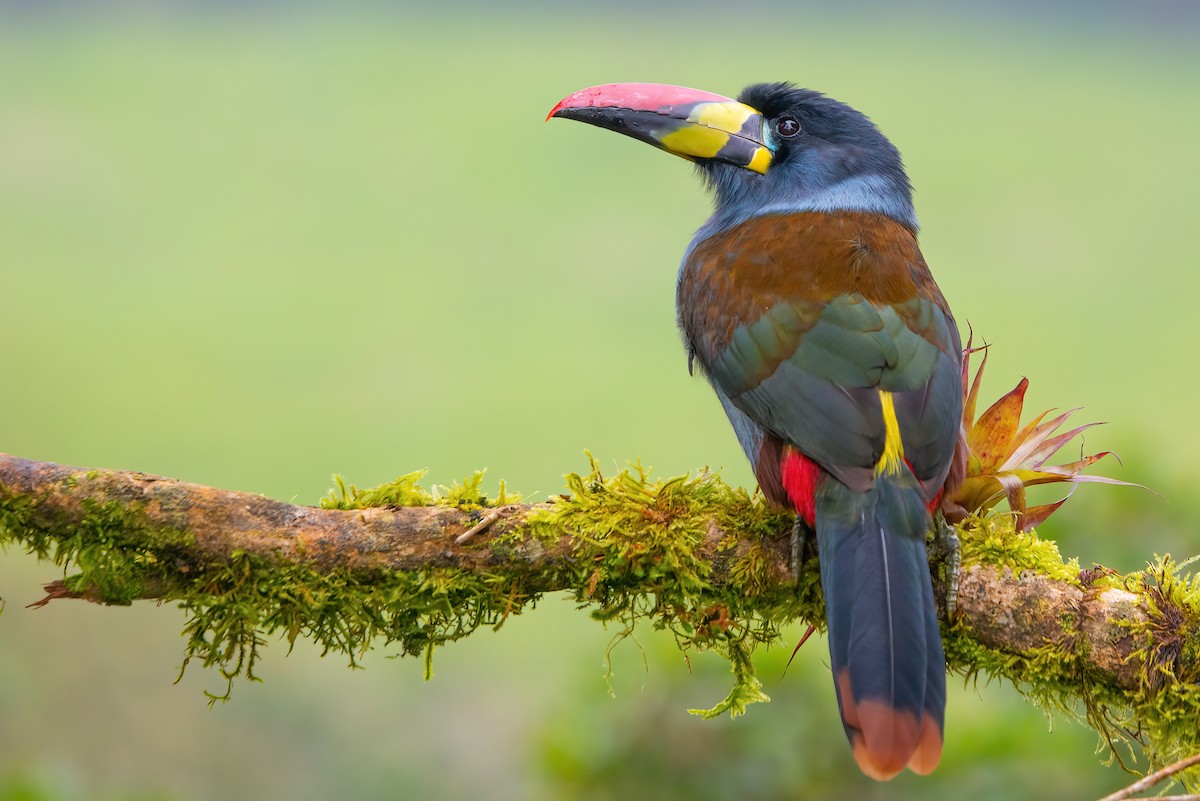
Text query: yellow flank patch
660 125 729 159
876 390 906 476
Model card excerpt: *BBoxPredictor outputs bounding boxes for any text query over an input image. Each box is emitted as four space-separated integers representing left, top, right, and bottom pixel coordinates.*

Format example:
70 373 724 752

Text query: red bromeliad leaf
967 377 1029 472
1021 494 1073 531
1008 407 1054 452
961 333 989 428
1052 451 1122 475
951 476 1001 517
945 343 1137 530
996 473 1027 522
1002 411 1087 470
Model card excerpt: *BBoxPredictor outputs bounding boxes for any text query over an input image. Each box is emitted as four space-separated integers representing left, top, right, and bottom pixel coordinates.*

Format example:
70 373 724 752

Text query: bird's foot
928 513 960 619
790 515 815 583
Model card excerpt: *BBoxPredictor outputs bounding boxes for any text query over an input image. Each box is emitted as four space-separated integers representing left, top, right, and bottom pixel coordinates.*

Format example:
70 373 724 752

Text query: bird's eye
774 115 801 139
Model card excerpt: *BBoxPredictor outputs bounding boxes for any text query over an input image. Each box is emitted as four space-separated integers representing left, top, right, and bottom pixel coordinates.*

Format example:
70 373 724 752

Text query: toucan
550 82 963 780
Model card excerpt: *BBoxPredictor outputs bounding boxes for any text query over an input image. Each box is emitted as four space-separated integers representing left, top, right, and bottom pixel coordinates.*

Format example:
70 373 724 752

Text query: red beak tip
546 83 737 125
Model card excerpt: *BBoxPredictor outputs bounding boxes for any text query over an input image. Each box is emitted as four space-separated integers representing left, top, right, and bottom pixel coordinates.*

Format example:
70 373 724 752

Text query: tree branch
0 452 790 599
1098 752 1200 801
0 452 1146 685
1 451 1198 778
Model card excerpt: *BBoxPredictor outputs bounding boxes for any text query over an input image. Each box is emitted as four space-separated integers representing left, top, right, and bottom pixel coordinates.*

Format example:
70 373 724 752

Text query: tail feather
816 475 946 780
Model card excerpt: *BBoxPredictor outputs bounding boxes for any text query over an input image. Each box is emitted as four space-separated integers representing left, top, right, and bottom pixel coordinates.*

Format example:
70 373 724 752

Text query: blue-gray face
699 83 917 232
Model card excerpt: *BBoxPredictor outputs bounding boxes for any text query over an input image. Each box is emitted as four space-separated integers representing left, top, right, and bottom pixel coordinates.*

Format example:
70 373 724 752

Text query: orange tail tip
907 715 944 776
838 670 944 781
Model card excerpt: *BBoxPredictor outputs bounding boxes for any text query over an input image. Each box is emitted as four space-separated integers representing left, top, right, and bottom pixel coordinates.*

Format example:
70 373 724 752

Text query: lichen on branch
0 451 1198 783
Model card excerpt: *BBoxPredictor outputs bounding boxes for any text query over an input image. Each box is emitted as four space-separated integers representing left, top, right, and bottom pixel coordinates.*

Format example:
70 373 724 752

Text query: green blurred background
1 3 1198 799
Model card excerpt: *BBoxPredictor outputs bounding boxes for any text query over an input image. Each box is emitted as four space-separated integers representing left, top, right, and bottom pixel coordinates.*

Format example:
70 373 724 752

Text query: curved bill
548 83 772 174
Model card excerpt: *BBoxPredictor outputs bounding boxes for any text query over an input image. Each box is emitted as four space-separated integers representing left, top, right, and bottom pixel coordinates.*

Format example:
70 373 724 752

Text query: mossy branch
2 451 1199 781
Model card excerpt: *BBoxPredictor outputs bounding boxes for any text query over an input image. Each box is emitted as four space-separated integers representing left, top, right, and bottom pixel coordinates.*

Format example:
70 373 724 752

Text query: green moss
432 470 492 509
0 484 194 606
320 470 434 509
688 636 771 719
175 550 537 702
320 468 522 512
486 456 814 715
1118 556 1200 783
958 512 1080 583
535 457 811 716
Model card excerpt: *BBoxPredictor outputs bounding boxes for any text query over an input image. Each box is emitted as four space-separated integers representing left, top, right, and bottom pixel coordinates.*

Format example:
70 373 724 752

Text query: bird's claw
790 515 815 584
929 514 960 619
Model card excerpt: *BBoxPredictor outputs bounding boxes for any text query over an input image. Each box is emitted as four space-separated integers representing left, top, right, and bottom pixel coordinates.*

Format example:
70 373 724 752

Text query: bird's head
548 82 916 232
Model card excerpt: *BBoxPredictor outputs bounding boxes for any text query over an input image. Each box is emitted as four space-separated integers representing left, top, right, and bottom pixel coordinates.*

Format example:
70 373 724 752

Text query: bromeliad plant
942 337 1134 531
